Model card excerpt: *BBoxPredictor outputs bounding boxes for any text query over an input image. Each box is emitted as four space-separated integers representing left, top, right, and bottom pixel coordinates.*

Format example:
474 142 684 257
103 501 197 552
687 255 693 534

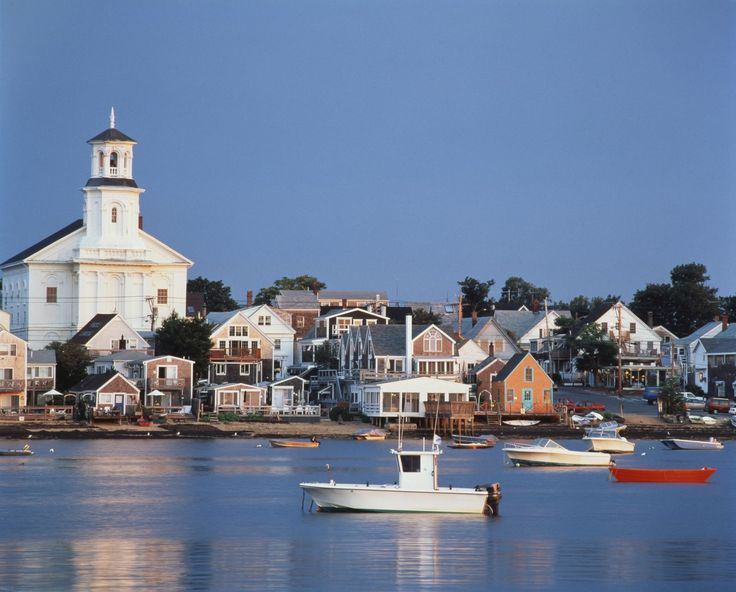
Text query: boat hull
504 449 611 467
661 439 723 451
584 438 635 454
300 482 492 514
609 467 717 483
0 450 34 456
447 442 492 449
270 440 319 448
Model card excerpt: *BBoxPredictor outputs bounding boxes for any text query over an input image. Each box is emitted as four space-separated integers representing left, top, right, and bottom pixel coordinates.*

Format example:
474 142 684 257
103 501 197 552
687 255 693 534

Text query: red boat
609 467 717 483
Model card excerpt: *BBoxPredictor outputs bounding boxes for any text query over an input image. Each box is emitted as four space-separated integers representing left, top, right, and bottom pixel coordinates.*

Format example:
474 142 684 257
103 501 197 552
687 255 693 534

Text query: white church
1 110 193 349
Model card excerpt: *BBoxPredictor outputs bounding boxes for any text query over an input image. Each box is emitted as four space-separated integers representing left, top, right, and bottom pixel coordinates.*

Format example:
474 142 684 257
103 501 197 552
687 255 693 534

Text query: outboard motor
476 483 502 516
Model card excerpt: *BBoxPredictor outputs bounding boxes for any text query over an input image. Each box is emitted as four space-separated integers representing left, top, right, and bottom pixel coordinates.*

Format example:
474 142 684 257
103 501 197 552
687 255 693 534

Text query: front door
522 389 533 412
114 394 124 412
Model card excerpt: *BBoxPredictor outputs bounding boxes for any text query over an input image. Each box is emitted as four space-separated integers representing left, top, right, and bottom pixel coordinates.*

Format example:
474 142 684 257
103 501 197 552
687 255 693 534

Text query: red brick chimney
723 314 729 331
247 290 253 306
138 214 143 229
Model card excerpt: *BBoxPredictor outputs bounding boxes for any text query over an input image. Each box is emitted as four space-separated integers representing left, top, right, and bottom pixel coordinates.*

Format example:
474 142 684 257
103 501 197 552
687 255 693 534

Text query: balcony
27 378 54 390
210 348 261 362
150 377 187 390
0 379 25 392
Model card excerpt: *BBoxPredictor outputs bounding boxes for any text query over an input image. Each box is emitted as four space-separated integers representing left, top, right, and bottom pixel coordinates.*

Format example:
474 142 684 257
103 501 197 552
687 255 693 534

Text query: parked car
729 404 736 416
680 392 706 410
705 397 731 414
573 401 606 413
643 387 661 405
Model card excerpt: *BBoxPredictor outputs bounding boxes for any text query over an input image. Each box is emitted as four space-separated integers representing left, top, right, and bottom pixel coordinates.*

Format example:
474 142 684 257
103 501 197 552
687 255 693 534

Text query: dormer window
111 207 118 223
110 151 118 176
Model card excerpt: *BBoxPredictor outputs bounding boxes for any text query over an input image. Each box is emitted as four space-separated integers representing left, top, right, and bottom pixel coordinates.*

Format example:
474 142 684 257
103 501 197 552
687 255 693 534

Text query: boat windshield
533 439 564 449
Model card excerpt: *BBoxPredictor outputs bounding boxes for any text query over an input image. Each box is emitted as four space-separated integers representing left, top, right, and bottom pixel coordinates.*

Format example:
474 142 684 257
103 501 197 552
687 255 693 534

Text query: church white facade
1 110 193 349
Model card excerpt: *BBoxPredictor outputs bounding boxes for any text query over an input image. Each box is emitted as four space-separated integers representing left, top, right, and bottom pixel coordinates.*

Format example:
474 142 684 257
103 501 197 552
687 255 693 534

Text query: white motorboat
300 440 502 515
503 438 612 467
661 437 724 451
583 428 635 453
502 420 540 427
598 420 626 432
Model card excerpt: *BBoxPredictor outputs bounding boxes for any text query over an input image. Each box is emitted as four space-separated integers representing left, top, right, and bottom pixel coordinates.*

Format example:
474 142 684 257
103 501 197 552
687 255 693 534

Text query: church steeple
86 108 138 187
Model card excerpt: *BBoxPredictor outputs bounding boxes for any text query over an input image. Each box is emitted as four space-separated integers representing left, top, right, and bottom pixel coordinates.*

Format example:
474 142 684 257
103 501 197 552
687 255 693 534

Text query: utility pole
457 294 463 339
146 296 158 332
616 302 624 418
544 298 554 407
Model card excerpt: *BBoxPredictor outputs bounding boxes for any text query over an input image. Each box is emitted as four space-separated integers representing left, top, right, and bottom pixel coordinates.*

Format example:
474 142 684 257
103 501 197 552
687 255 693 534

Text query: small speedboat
353 429 387 441
583 428 635 453
503 438 611 467
270 438 320 448
661 437 724 451
300 439 502 515
609 467 717 483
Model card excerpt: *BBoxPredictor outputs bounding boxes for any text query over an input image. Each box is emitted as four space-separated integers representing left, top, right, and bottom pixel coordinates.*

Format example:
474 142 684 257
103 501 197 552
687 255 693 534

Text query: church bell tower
79 108 146 251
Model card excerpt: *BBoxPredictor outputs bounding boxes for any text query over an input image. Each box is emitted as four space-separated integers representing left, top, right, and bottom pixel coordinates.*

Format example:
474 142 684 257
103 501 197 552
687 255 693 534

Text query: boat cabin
393 448 439 491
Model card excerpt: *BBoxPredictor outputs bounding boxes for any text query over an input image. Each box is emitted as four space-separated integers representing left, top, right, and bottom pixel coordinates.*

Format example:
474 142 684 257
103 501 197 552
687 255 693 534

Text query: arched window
123 152 129 172
423 330 441 353
111 207 118 223
98 151 104 175
110 152 118 175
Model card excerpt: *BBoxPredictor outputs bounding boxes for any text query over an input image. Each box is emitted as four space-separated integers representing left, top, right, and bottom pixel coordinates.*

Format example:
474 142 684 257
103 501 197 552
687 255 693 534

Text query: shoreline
2 418 734 441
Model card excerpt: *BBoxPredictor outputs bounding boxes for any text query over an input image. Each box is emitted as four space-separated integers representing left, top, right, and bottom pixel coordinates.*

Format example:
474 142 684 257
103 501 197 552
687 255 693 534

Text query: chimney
247 290 253 306
471 310 478 327
138 214 143 229
342 298 348 308
647 311 654 327
723 314 729 332
405 314 413 377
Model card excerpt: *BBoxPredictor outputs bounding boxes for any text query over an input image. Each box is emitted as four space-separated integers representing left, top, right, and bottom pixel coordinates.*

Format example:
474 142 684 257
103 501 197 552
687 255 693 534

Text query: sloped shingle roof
1 219 84 267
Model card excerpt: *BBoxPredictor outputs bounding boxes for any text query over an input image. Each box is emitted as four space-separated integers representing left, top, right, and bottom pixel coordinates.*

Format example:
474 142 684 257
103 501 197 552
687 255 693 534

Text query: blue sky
1 0 734 304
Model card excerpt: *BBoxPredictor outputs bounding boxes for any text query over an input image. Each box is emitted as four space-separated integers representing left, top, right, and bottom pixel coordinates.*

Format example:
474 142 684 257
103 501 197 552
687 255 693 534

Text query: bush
218 412 241 422
329 401 352 422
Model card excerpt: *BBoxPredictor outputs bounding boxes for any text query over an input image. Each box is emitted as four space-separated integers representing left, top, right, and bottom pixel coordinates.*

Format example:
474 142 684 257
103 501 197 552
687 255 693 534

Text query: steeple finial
109 107 116 129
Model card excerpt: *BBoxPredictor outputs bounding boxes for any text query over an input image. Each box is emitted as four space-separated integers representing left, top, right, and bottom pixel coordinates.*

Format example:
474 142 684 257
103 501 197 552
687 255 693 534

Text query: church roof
85 177 138 188
1 219 84 267
87 127 137 143
69 314 119 345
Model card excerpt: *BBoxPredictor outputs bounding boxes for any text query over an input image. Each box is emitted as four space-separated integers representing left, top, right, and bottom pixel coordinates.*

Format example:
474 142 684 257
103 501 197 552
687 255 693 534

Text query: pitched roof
87 127 137 143
91 351 153 363
717 324 736 338
28 350 56 364
1 219 84 267
474 356 506 375
69 371 121 392
319 290 388 301
675 321 723 346
69 314 118 345
84 177 138 188
492 310 554 340
366 324 455 356
492 353 529 382
699 338 736 354
273 290 320 310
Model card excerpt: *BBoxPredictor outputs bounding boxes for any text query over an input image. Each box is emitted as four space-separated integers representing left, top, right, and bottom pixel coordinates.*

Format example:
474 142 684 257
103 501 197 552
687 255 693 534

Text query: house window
229 325 248 337
157 289 168 305
111 207 118 223
382 392 400 412
506 388 515 403
525 367 533 382
629 323 636 334
274 339 281 351
258 315 271 326
402 393 419 413
46 287 57 304
296 316 305 328
110 151 118 173
423 330 441 353
0 344 17 356
1 368 13 380
493 340 505 353
600 322 608 332
448 393 463 402
239 364 250 375
335 318 351 335
214 364 225 375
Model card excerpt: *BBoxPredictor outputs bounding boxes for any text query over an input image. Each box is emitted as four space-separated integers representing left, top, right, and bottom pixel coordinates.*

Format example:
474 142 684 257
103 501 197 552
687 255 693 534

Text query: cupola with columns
79 109 146 252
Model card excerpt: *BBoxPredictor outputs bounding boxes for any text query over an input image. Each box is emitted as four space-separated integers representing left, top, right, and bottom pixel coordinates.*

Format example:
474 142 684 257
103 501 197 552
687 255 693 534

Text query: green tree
629 283 674 328
254 275 326 305
458 276 494 317
412 307 441 325
567 295 591 319
572 324 618 383
187 276 239 312
720 295 736 322
499 276 549 309
155 312 212 380
45 341 92 392
659 377 685 416
669 263 719 336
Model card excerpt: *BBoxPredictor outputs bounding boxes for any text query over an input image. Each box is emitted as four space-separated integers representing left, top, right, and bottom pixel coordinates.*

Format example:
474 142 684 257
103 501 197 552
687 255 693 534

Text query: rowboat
451 434 497 446
300 438 502 515
270 438 320 448
503 420 540 427
447 441 494 449
661 438 723 451
0 444 33 456
609 467 717 483
503 438 611 467
353 429 387 441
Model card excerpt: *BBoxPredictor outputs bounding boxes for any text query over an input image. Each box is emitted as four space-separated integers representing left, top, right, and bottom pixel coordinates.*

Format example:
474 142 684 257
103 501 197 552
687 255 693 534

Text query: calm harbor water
0 436 734 591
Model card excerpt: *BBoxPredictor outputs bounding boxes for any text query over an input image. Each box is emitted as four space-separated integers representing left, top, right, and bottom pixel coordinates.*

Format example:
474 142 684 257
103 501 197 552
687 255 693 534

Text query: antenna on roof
109 107 116 129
